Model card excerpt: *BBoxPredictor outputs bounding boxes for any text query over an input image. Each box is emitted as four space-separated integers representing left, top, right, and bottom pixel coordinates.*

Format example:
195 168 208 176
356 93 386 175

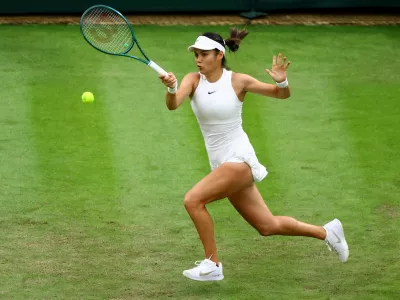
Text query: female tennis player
160 28 349 281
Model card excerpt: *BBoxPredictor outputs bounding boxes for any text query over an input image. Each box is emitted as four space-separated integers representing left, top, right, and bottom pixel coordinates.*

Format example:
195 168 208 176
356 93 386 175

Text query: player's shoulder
232 72 253 85
182 72 200 86
184 72 200 80
232 72 252 80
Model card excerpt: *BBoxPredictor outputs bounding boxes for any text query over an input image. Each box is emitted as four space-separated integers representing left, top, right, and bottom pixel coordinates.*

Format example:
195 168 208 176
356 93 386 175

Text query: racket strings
81 6 133 54
107 13 132 52
84 8 131 52
100 10 128 49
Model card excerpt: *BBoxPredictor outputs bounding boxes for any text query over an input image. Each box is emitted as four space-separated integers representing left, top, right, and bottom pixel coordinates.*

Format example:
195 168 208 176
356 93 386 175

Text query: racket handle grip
148 60 168 79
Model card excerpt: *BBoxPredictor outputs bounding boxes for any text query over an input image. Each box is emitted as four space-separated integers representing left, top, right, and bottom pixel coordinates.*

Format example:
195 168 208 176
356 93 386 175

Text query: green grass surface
0 24 399 299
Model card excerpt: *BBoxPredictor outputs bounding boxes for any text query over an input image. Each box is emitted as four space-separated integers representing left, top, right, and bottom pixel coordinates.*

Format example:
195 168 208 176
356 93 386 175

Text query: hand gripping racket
80 5 168 78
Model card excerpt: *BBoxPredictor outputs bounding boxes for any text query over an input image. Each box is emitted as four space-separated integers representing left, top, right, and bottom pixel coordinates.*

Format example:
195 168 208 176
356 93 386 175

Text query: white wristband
276 78 289 88
167 80 178 94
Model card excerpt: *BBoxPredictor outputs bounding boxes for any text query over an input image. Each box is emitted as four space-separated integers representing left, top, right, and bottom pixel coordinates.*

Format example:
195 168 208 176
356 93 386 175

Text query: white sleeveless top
190 69 268 182
191 69 244 150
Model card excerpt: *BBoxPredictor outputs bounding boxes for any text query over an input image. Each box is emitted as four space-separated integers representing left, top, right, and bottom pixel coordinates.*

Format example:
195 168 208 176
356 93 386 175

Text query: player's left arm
242 53 291 99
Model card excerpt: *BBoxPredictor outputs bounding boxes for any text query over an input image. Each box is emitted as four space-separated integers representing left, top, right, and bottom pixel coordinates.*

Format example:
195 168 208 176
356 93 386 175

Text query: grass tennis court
0 24 399 299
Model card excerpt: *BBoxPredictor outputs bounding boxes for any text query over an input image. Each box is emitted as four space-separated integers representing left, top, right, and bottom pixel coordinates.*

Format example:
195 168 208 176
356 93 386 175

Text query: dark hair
202 27 249 69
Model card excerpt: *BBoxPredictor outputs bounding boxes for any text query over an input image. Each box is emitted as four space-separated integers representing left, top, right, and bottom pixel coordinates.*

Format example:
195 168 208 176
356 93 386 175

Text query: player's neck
205 68 224 83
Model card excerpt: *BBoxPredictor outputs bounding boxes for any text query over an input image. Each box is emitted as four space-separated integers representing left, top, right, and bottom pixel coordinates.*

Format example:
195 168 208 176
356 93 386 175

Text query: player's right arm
160 72 197 110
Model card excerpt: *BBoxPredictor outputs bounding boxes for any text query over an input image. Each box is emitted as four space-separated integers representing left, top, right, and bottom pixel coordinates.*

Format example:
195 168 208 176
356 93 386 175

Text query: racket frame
80 5 167 77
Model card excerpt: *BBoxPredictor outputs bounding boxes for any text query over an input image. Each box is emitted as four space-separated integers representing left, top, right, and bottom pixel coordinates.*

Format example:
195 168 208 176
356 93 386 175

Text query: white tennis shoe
323 218 349 263
183 258 224 281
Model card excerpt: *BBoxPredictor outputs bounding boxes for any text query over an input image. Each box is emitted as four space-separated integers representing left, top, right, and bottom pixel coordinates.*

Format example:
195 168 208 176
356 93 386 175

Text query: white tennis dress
190 69 268 182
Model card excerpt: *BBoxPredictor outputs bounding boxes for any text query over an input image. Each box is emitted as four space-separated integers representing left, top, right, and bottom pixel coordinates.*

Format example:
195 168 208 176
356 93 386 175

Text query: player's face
194 49 223 74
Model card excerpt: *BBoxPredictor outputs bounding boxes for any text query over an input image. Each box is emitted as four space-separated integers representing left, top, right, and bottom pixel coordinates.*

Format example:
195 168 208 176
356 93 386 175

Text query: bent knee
183 191 202 210
257 219 279 236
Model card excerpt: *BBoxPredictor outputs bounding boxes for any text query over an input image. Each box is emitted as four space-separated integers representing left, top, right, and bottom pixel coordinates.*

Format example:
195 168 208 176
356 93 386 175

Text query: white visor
188 36 225 53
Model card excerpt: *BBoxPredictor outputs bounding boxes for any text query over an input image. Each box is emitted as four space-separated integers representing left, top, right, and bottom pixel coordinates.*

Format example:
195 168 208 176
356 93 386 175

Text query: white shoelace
325 232 340 254
194 259 213 267
326 240 334 252
194 260 203 266
192 256 217 270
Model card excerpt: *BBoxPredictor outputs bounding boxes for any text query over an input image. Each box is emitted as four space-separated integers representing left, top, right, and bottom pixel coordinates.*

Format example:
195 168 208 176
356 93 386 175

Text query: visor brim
188 45 218 51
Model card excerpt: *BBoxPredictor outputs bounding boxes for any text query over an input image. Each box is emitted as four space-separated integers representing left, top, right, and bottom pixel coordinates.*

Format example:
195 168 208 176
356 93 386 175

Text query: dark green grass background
0 25 399 299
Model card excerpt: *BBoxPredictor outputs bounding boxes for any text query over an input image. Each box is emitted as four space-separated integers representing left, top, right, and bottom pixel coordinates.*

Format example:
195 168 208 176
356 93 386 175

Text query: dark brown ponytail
200 27 249 69
224 27 249 53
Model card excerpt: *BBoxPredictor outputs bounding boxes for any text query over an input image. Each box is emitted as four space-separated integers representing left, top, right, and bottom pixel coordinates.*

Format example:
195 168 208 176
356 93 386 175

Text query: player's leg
227 184 326 238
182 162 253 281
184 162 253 263
228 184 349 262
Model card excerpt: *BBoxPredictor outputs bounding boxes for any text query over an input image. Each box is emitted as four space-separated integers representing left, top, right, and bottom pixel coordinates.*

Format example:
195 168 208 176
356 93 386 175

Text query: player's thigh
227 184 275 230
185 162 254 206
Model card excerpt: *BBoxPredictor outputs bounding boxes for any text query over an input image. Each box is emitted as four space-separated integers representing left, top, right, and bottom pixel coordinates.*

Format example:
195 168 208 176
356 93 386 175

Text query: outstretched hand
266 53 291 83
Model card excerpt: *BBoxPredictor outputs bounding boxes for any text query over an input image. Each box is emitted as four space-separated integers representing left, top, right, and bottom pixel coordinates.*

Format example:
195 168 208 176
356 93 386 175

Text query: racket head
80 5 137 56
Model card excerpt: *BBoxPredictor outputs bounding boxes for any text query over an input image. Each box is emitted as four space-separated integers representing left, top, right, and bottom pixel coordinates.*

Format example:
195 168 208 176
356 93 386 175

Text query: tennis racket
80 5 168 78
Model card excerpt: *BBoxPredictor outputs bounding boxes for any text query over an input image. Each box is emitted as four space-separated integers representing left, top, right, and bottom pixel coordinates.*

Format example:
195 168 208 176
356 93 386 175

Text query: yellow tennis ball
82 92 94 103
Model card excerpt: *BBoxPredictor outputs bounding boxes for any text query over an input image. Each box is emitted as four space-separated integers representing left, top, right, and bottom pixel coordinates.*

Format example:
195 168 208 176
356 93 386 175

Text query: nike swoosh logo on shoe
199 270 216 276
333 231 342 243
